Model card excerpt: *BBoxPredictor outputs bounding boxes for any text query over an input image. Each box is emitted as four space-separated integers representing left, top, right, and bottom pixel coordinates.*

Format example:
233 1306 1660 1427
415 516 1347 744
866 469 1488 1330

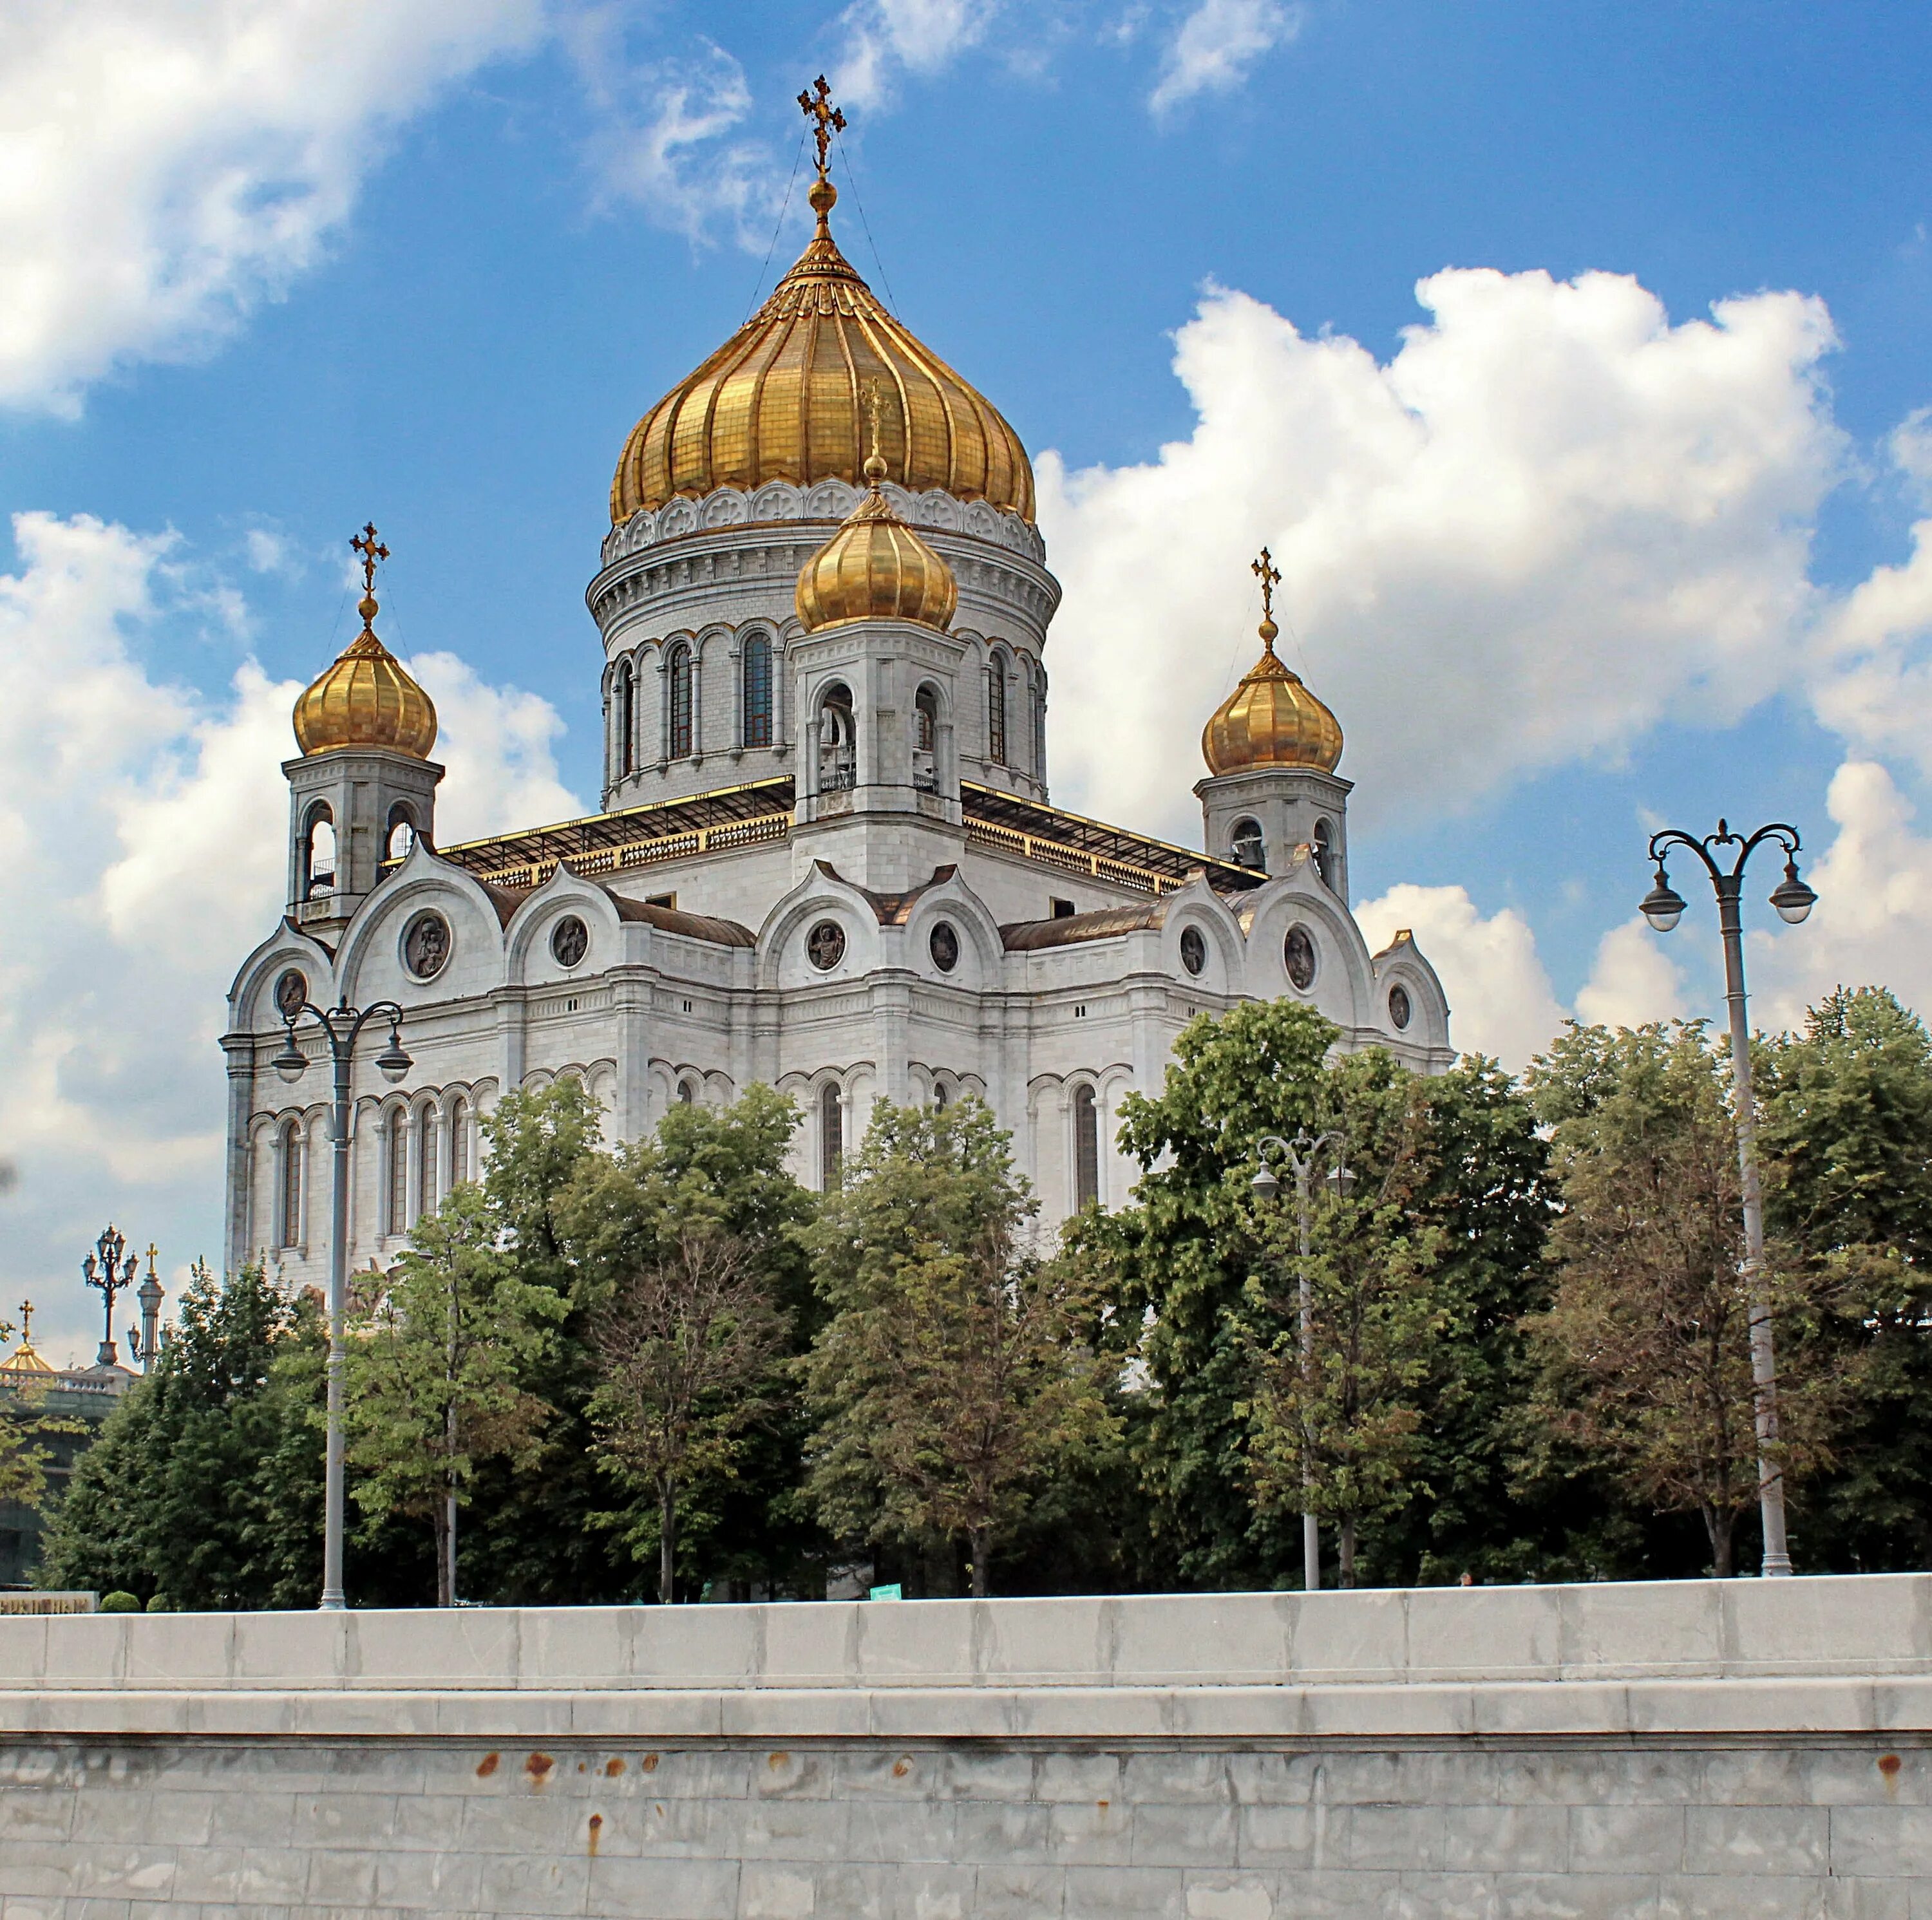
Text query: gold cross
17 1301 30 1342
146 1244 159 1279
352 522 390 595
1252 547 1282 624
798 75 846 180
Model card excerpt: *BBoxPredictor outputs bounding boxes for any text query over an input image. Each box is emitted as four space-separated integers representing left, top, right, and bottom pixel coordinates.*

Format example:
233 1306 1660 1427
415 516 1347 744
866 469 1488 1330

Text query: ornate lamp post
272 995 411 1610
1249 1131 1354 1592
81 1225 138 1367
1640 819 1817 1578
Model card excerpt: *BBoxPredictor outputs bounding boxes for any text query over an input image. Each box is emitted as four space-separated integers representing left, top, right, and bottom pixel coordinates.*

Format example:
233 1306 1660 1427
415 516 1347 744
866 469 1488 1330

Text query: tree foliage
802 1098 1117 1595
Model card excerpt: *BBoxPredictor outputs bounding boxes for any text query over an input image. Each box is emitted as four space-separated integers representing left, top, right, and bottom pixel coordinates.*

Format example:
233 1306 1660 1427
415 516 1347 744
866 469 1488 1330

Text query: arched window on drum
819 683 856 792
1312 817 1334 890
987 652 1008 766
667 642 694 759
741 634 773 749
615 658 636 777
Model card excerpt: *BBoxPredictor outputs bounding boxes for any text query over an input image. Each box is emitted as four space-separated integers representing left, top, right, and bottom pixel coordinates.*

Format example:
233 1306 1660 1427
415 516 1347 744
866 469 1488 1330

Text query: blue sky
4 0 1931 1356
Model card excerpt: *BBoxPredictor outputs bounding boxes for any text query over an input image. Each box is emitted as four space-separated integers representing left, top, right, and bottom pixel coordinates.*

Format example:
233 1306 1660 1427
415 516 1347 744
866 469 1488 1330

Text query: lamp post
272 997 411 1610
1640 818 1817 1578
1249 1131 1354 1592
81 1225 138 1368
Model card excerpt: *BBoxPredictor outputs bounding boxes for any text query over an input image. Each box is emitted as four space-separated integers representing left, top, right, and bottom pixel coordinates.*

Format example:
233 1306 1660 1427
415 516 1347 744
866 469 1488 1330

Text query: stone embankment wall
0 1574 1926 1917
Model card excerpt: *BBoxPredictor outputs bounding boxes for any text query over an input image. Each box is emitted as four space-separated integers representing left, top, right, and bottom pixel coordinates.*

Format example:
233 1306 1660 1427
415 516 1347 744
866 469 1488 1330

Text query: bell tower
1195 549 1352 899
285 525 443 937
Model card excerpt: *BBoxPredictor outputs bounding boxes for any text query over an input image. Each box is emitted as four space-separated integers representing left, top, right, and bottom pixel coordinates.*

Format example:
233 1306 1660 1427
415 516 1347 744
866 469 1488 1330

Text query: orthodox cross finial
145 1244 159 1279
861 380 888 485
17 1301 32 1346
1252 547 1283 650
352 522 389 596
798 75 846 181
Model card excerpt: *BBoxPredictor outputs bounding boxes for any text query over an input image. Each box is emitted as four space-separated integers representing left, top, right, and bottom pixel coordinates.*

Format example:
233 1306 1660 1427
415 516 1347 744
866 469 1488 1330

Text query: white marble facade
225 487 1452 1283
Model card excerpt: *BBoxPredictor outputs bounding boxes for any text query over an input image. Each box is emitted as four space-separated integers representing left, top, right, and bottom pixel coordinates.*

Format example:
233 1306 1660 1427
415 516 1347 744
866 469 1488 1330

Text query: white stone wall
0 1577 1926 1917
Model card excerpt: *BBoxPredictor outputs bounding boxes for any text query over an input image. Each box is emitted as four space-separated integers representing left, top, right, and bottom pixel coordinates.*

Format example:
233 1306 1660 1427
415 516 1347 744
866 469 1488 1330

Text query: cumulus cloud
833 0 1001 108
0 513 582 1362
1039 270 1842 849
1573 918 1689 1031
1354 883 1564 1069
0 0 545 413
1150 0 1301 115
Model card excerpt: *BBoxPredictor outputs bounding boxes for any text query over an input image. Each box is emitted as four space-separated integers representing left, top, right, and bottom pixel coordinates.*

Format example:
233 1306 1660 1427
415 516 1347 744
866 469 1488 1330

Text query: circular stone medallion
807 920 846 972
1388 984 1413 1031
929 921 960 973
551 915 589 969
402 911 452 983
1283 925 1317 993
274 968 308 1020
1179 926 1206 976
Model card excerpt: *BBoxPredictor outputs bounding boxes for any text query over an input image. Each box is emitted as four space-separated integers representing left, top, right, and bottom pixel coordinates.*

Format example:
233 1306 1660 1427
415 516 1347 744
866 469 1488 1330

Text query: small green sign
867 1583 904 1601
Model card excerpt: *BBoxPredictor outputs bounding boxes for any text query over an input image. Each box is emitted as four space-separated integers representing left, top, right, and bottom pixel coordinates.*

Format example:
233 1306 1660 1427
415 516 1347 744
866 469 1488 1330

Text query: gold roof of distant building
292 525 438 759
1201 549 1344 776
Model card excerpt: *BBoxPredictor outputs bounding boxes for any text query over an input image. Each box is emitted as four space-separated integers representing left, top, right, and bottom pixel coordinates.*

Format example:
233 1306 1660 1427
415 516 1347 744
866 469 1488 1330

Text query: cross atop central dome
609 111 1035 527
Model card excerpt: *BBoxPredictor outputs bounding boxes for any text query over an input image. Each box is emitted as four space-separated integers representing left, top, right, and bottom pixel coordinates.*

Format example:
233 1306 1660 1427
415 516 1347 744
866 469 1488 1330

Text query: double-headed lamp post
1640 819 1817 1579
1249 1132 1354 1594
272 998 411 1610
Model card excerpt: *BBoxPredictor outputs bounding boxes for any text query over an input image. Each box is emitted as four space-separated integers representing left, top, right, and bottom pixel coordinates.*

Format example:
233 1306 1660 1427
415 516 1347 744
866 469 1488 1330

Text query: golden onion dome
795 443 959 632
292 588 437 759
1202 617 1344 776
611 177 1035 526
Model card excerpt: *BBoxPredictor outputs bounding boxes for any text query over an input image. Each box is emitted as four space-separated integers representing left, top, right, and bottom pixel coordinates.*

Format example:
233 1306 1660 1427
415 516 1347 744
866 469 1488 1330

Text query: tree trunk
659 1478 677 1606
1339 1517 1357 1588
447 1483 459 1607
1704 1503 1736 1579
433 1485 452 1608
969 1528 990 1599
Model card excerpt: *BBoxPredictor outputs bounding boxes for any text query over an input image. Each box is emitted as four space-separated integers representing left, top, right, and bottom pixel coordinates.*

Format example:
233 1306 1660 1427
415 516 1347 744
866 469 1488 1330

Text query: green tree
345 1183 566 1604
588 1230 791 1603
39 1263 305 1606
561 1085 820 1599
1526 1021 1839 1577
1242 1053 1454 1584
1759 986 1932 1568
802 1098 1117 1595
0 1312 82 1519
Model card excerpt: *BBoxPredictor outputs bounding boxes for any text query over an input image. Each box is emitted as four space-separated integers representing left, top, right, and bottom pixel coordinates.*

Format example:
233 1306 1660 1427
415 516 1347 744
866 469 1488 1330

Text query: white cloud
833 0 1001 108
1150 0 1300 115
1746 759 1932 1035
573 33 788 250
0 0 545 413
1038 271 1842 849
1355 883 1564 1069
1573 918 1688 1031
0 513 582 1364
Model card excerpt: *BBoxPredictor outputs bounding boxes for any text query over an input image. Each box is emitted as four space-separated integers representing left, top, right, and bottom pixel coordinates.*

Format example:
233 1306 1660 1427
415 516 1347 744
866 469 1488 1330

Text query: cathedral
222 102 1452 1279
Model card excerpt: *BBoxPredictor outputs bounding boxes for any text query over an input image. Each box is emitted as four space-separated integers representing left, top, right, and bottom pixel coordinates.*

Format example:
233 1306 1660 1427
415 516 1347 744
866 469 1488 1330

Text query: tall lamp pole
1249 1131 1354 1593
272 998 411 1610
1639 819 1817 1578
81 1226 138 1367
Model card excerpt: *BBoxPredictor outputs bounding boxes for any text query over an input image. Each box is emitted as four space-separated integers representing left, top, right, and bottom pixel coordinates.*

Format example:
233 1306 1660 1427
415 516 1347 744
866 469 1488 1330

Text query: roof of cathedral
609 177 1035 527
1201 552 1343 778
292 532 437 760
1001 901 1170 950
795 440 958 633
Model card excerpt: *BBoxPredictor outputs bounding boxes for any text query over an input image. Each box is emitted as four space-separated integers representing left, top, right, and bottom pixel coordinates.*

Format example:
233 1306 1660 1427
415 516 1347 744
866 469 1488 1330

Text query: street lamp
1642 818 1815 1578
81 1225 138 1368
275 995 411 1610
1249 1131 1353 1592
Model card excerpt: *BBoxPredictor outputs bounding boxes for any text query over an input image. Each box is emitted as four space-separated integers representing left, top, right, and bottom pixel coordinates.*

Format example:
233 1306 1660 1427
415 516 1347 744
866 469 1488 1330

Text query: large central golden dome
611 180 1035 526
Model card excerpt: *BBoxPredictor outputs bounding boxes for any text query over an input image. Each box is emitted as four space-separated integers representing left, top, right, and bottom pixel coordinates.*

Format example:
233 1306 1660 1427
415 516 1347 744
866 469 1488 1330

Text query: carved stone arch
701 489 748 528
659 499 697 538
752 482 803 522
334 844 508 1008
230 922 337 1033
805 479 859 520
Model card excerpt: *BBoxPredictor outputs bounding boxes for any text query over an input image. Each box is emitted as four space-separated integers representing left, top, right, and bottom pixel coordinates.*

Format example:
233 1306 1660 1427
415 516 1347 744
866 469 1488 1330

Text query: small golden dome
795 447 959 632
1202 618 1344 776
292 590 438 759
611 178 1034 526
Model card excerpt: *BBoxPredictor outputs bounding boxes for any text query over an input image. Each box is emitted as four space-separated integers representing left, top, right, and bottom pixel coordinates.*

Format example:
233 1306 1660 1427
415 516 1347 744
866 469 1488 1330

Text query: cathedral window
616 659 636 776
303 805 336 898
914 685 939 792
1033 672 1046 779
677 1078 697 1105
820 1083 843 1191
1231 818 1265 870
385 805 417 862
416 1105 439 1221
450 1098 469 1187
668 643 694 758
385 1109 408 1238
819 684 855 791
277 1120 302 1248
742 635 773 748
987 652 1008 766
1313 817 1334 889
1073 1085 1099 1210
